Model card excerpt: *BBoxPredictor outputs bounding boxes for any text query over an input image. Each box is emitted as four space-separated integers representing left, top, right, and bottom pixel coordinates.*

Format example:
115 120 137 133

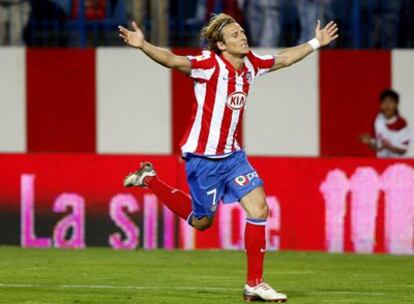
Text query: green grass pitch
0 246 413 304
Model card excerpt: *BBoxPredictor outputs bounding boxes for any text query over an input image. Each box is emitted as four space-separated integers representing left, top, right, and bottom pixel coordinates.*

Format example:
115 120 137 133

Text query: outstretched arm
270 20 338 71
118 22 191 74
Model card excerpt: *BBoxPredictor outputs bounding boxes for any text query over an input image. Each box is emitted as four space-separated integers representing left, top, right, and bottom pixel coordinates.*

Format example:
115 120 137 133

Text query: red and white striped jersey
180 50 275 157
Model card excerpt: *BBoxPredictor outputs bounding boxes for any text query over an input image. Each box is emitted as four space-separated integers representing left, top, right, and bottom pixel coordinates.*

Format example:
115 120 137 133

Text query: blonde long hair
201 13 237 54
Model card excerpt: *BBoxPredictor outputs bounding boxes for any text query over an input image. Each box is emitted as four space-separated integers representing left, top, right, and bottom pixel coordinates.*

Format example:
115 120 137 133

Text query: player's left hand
315 20 339 47
118 21 145 49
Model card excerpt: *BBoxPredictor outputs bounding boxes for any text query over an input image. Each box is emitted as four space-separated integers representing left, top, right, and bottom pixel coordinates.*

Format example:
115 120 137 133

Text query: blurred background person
399 0 414 48
129 0 145 30
244 0 281 47
130 0 169 46
185 0 207 26
297 0 333 44
24 0 68 46
72 0 106 20
206 0 244 23
0 0 30 45
360 89 411 158
358 0 403 48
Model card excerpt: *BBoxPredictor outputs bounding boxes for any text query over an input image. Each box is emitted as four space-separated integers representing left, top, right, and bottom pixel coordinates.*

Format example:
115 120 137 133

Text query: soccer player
119 14 338 302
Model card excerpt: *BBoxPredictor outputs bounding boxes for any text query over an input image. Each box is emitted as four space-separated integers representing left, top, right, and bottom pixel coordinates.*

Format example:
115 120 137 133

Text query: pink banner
1 154 413 254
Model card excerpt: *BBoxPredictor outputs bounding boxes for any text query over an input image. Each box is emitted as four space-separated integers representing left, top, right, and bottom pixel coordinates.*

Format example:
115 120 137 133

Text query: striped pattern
181 51 274 156
0 48 413 157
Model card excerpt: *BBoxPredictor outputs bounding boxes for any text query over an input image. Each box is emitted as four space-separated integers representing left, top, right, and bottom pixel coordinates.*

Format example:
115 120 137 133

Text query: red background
26 49 96 153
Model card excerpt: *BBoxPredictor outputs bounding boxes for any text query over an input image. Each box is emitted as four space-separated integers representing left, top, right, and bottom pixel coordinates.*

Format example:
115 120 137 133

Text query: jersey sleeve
246 51 275 78
186 50 216 81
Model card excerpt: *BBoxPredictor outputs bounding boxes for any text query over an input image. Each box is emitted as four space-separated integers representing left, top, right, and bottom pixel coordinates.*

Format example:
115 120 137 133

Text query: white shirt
374 113 411 158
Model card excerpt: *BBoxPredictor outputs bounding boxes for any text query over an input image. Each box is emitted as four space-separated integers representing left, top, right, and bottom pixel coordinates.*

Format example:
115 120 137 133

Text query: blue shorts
185 150 264 219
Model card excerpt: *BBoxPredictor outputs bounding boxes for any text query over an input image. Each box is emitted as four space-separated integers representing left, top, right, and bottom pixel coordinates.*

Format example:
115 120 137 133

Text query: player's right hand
118 21 144 49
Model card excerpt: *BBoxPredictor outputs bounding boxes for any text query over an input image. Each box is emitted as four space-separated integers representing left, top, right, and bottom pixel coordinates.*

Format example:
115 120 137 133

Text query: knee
191 217 214 231
247 199 269 219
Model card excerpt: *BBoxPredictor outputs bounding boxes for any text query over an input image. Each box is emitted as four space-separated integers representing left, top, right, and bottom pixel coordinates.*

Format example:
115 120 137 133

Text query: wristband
308 38 320 51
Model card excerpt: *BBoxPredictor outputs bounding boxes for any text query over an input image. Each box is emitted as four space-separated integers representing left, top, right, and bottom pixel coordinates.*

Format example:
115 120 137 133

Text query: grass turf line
0 246 413 304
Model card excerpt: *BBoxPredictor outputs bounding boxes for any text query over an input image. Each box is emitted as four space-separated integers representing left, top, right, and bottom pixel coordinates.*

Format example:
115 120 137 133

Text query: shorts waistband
184 151 243 161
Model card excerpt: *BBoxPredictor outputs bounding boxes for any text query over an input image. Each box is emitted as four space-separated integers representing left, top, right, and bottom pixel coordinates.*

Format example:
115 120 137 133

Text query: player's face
381 97 398 119
219 23 250 57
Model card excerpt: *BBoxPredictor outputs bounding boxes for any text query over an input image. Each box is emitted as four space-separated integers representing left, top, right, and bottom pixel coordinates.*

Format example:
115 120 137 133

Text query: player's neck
221 52 244 71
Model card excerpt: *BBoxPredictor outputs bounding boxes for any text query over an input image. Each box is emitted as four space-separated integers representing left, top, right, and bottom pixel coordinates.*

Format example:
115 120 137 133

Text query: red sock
245 219 266 287
144 176 193 221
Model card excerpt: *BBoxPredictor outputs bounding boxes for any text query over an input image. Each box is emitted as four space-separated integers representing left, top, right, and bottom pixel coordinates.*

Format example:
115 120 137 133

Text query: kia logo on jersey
226 91 247 110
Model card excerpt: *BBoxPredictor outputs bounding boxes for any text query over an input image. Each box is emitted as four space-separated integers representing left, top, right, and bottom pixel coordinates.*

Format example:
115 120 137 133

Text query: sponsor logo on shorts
234 171 259 186
235 176 248 186
226 91 247 110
